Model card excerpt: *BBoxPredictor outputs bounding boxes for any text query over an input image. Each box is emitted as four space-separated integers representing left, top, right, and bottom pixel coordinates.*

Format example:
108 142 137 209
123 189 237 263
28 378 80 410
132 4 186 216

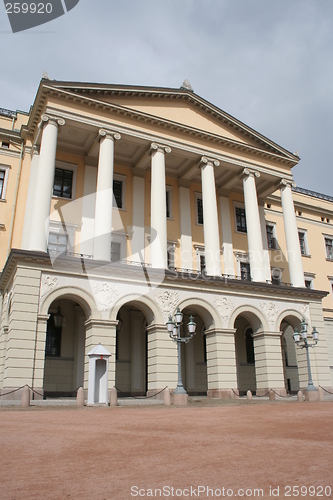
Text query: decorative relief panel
155 290 180 322
260 301 280 326
299 304 310 321
40 276 59 299
92 283 119 311
213 297 235 325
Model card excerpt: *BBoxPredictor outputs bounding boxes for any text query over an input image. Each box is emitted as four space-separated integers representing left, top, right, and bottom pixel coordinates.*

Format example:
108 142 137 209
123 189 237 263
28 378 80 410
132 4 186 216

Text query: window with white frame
195 246 205 273
167 242 176 270
52 162 77 200
166 186 172 219
48 233 68 255
304 273 315 289
195 193 203 225
112 174 126 209
298 230 309 256
235 252 250 280
271 267 282 285
325 237 333 260
235 205 247 233
0 165 10 200
110 232 127 262
266 224 277 249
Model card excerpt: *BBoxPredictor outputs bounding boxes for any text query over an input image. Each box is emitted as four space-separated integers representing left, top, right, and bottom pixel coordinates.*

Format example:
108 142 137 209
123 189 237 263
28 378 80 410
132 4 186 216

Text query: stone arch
175 297 221 330
109 293 164 325
229 304 269 332
40 286 99 319
275 309 303 332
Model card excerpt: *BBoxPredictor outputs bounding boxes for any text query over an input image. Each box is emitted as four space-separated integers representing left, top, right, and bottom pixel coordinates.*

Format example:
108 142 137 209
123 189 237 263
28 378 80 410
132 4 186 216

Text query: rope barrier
231 388 241 398
271 389 296 399
319 385 333 395
114 386 167 400
0 385 26 397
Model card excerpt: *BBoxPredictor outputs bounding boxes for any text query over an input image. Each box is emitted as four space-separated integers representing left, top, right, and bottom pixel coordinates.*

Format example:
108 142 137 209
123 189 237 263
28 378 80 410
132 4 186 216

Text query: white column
218 190 235 276
179 180 193 270
259 204 272 282
21 147 39 249
280 180 305 287
201 156 221 276
93 130 121 261
28 115 65 252
150 143 170 269
242 169 266 282
131 168 146 263
80 164 97 257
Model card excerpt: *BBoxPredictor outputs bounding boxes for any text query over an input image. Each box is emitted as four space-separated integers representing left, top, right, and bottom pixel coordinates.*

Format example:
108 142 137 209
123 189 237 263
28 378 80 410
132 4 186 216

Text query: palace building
0 78 332 399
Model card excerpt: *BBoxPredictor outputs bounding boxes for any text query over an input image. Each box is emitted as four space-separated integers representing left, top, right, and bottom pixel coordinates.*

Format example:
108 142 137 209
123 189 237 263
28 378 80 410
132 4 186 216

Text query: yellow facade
0 80 332 400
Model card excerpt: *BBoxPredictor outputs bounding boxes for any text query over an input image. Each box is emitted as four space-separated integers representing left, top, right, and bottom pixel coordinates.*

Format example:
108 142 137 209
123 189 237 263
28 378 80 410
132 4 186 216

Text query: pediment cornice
22 80 299 166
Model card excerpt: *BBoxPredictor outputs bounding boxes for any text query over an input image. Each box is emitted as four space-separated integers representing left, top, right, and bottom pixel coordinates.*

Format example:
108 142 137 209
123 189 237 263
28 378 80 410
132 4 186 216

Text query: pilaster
146 323 177 393
206 328 238 398
252 330 286 396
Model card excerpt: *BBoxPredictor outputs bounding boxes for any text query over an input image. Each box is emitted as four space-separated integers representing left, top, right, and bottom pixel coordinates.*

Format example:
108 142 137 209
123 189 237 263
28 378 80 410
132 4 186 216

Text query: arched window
245 328 255 364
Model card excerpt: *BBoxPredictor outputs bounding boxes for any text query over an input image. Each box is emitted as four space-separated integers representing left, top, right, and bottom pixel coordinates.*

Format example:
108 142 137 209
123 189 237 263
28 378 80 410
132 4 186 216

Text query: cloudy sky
0 0 332 195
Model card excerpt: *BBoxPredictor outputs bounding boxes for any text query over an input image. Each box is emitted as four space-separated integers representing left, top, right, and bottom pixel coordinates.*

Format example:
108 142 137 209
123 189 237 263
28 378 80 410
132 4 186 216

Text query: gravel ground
0 399 332 499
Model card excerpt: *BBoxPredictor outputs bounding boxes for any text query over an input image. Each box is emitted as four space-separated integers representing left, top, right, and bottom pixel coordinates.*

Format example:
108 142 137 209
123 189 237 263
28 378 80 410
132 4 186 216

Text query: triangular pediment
28 80 298 163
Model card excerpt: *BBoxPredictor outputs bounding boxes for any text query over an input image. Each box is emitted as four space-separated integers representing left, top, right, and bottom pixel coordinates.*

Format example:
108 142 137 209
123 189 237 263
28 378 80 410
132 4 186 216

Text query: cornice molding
40 105 296 183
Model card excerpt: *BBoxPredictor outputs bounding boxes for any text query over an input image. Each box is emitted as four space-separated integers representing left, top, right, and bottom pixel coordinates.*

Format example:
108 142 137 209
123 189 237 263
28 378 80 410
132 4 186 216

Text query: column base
207 389 238 399
172 393 188 406
256 388 286 397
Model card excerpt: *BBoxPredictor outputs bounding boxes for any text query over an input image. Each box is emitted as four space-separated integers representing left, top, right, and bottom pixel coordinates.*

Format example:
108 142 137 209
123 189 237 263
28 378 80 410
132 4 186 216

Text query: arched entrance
279 315 301 393
234 315 256 394
181 307 207 395
115 304 148 396
43 298 87 397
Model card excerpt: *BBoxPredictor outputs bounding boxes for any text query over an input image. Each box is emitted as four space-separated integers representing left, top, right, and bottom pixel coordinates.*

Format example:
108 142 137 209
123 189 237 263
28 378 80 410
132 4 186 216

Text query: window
200 254 206 274
266 224 277 249
1 141 9 149
245 328 255 364
167 245 175 270
112 175 126 209
53 168 73 199
48 233 68 255
298 231 309 256
325 237 333 260
240 262 251 281
113 180 123 208
166 187 172 219
235 207 247 233
196 195 203 225
111 242 121 263
0 165 9 200
271 268 282 285
45 314 62 357
0 170 5 198
305 280 312 289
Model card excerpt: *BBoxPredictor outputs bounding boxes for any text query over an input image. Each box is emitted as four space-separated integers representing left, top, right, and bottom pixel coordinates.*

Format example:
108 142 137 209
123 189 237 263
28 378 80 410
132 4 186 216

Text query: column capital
205 328 236 337
30 145 40 158
280 178 296 189
40 114 65 128
85 318 118 330
252 330 283 340
241 167 260 179
37 313 50 324
200 156 220 168
99 129 121 141
150 142 171 154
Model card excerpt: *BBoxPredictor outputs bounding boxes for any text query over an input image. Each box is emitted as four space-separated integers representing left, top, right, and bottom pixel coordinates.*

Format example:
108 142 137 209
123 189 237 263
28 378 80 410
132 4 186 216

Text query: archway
115 303 149 396
278 314 302 393
176 302 214 395
43 297 87 397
